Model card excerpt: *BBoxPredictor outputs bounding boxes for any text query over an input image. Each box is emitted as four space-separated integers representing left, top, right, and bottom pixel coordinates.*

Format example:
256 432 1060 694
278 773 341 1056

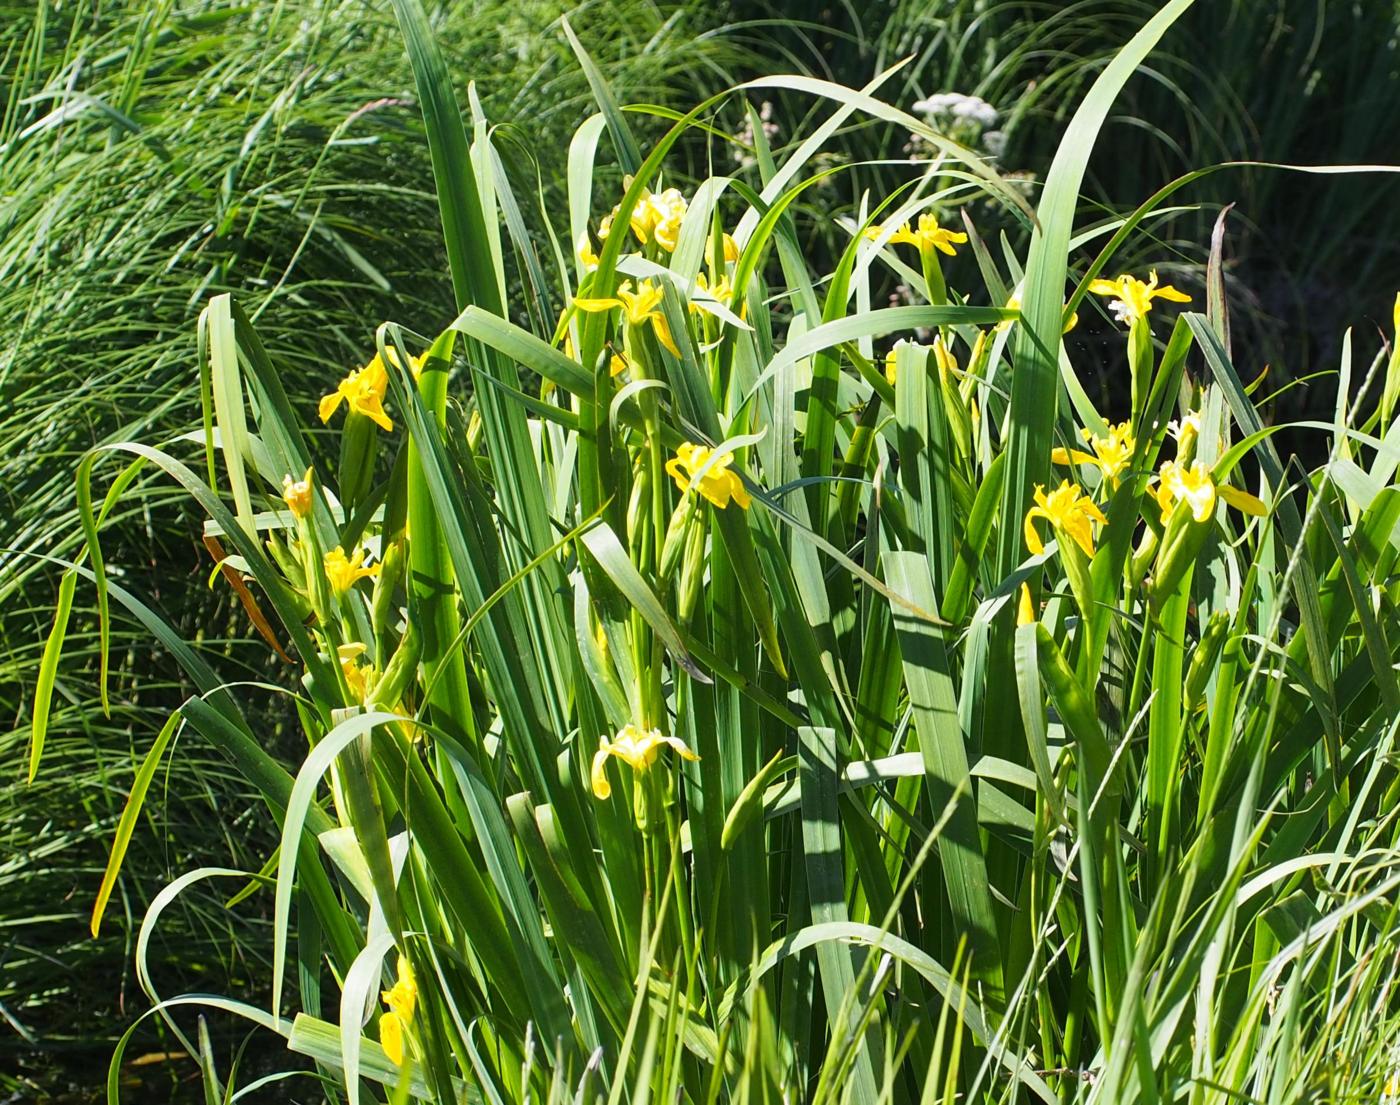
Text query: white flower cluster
913 91 999 129
907 91 1005 161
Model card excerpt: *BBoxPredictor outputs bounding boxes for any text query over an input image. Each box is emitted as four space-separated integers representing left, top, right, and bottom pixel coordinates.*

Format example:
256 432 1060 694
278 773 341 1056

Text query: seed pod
937 348 973 462
675 518 707 624
1055 526 1096 625
658 495 697 582
265 529 305 591
1149 507 1210 610
1184 610 1230 713
373 621 421 711
338 410 378 514
1034 623 1117 800
371 538 406 648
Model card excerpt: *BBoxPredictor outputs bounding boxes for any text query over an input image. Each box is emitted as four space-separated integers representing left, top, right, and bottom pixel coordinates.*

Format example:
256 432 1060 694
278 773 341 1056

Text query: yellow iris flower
883 339 947 386
1017 583 1037 626
320 355 392 431
1151 461 1267 525
1051 421 1134 483
380 955 417 1066
689 271 735 314
706 233 740 267
609 351 629 378
319 349 422 431
1167 410 1201 447
591 723 699 800
884 347 900 386
324 546 380 594
652 216 685 253
665 442 751 509
281 467 313 519
599 181 689 252
634 186 688 251
574 279 680 356
616 281 668 326
932 334 958 377
1087 270 1190 324
865 212 968 256
337 642 370 701
1024 480 1108 558
577 234 600 272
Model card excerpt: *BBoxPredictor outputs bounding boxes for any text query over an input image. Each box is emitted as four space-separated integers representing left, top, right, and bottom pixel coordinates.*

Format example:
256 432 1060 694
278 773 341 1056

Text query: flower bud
281 467 313 519
1184 611 1230 713
374 622 421 713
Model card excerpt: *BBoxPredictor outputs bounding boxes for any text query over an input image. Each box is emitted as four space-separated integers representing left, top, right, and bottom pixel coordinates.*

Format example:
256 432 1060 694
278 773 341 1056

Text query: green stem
921 244 947 307
666 801 695 976
407 360 480 750
1146 575 1191 888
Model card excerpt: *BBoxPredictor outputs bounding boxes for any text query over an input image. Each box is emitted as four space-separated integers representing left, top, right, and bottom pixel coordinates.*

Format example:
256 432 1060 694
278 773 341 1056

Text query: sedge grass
0 0 753 1085
28 1 1400 1101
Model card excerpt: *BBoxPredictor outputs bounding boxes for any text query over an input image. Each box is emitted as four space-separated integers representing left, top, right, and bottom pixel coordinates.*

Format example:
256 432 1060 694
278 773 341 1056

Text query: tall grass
0 0 749 1087
29 0 1400 1101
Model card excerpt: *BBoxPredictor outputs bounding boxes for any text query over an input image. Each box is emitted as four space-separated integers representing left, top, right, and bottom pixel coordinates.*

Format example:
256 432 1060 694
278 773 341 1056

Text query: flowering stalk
1089 272 1190 425
625 308 673 735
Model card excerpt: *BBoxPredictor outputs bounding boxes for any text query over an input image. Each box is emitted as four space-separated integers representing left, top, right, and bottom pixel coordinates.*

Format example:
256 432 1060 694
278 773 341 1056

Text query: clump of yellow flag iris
275 418 420 1074
585 437 757 822
1021 398 1268 621
565 179 745 394
1025 433 1266 561
571 183 765 826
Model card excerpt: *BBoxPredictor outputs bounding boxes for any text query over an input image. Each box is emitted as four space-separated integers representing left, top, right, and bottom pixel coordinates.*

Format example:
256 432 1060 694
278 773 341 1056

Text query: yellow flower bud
281 467 313 519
